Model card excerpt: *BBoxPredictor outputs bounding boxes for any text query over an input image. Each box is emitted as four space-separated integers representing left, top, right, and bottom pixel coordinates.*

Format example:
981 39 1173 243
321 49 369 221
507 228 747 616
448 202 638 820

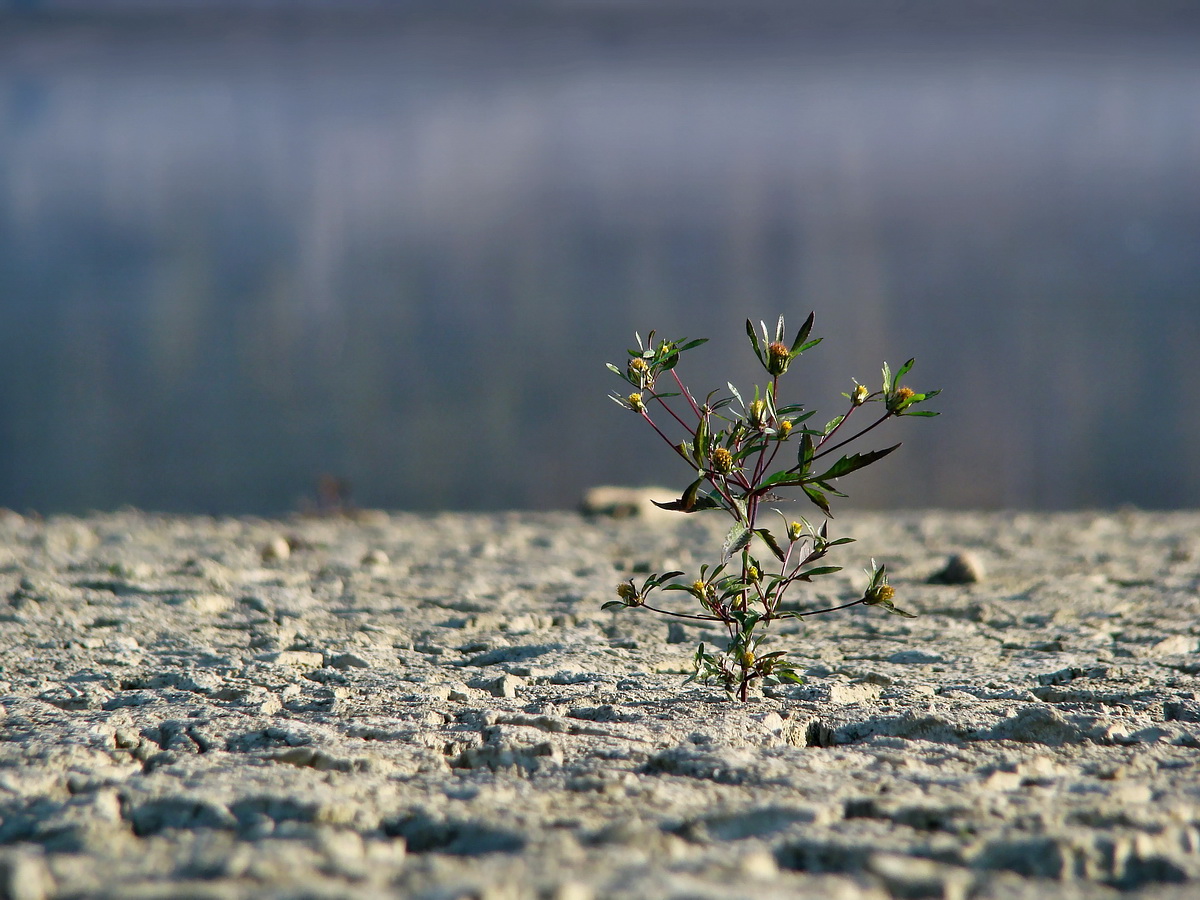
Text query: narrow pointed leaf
754 528 787 563
789 311 815 355
795 565 842 581
723 523 753 559
894 358 915 384
652 495 722 513
803 484 831 516
798 433 815 468
776 314 786 342
816 443 902 481
761 470 804 490
873 599 918 618
815 480 848 498
745 320 764 364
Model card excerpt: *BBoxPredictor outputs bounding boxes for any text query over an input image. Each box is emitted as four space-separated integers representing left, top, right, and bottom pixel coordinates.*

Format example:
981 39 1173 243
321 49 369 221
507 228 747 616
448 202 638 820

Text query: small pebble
928 551 985 584
328 652 371 670
260 536 291 562
490 673 525 699
448 683 474 702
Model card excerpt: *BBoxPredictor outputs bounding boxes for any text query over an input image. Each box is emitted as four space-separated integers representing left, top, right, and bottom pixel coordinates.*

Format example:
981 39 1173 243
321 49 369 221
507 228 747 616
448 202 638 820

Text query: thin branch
791 598 866 617
651 390 695 434
670 368 703 419
640 604 722 622
811 412 893 462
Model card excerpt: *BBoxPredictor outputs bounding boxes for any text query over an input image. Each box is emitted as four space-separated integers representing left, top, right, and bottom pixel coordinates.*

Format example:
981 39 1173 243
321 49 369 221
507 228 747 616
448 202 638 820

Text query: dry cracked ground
2 506 1200 899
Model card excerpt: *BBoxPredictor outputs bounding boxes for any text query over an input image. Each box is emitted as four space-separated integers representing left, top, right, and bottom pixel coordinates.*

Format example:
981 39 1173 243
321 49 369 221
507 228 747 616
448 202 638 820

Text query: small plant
605 313 939 701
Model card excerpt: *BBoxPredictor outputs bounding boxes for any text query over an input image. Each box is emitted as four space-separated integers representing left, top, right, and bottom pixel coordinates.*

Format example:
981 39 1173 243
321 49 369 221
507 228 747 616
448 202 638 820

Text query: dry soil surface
2 507 1200 900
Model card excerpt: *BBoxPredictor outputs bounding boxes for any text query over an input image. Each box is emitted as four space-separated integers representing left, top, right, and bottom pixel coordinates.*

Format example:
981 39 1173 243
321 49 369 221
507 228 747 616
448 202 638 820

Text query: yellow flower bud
851 383 869 406
627 392 646 412
748 399 769 428
865 583 895 605
887 386 916 412
710 446 735 475
766 341 791 376
777 419 793 438
787 521 804 542
627 357 653 388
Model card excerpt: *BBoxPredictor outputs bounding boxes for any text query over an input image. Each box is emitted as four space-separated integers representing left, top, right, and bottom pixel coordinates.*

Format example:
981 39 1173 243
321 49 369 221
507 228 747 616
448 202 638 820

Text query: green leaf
824 415 844 435
791 338 822 356
787 408 817 422
798 433 815 468
761 470 804 490
789 311 815 355
881 361 892 393
904 410 940 417
755 528 787 563
606 362 624 378
731 609 762 632
814 480 848 498
678 338 708 352
796 565 842 581
682 476 705 512
692 417 708 465
723 523 753 559
745 320 764 366
803 484 831 516
652 494 722 513
894 358 915 385
775 314 787 343
662 584 693 595
874 599 918 618
816 443 902 481
601 601 626 611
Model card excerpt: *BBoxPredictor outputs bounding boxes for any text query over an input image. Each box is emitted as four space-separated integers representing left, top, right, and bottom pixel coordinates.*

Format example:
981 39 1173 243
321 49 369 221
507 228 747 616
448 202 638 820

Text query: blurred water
1 15 1199 514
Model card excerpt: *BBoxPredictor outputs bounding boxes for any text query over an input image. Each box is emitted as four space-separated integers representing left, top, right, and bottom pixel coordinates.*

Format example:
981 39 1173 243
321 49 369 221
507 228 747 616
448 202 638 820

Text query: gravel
2 507 1200 899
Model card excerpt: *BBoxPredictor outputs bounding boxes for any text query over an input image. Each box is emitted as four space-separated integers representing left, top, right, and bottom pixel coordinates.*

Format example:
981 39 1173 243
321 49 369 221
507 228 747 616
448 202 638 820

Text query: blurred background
2 2 1199 515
